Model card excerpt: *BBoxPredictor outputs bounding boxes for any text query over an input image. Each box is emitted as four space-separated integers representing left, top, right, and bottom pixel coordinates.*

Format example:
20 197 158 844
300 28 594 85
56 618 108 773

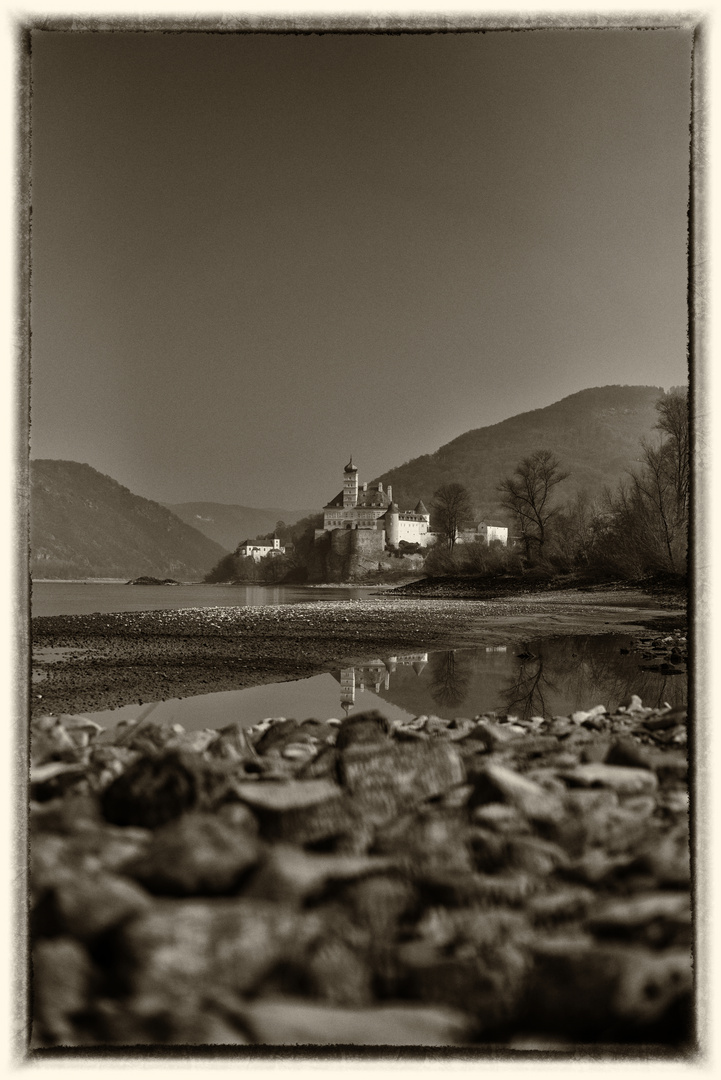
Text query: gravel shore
31 590 686 718
29 694 691 1050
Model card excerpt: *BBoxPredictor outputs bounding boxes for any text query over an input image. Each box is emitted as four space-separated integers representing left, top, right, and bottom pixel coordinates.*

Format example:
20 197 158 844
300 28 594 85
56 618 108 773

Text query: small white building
455 520 509 547
477 521 509 545
237 537 286 562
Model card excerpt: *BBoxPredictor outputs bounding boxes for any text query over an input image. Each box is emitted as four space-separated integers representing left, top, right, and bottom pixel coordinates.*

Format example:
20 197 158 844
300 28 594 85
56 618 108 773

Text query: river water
77 636 685 732
31 581 375 618
32 582 686 732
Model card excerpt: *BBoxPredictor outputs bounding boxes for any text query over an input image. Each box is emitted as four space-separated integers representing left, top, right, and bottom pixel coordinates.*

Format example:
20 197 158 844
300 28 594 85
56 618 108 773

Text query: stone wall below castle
310 527 423 582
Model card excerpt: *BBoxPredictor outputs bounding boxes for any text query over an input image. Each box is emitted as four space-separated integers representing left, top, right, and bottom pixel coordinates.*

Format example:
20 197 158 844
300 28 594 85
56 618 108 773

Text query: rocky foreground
30 687 692 1051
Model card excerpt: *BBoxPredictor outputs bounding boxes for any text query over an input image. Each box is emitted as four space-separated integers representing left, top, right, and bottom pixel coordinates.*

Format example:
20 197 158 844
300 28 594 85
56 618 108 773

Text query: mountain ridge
371 384 670 519
30 460 227 581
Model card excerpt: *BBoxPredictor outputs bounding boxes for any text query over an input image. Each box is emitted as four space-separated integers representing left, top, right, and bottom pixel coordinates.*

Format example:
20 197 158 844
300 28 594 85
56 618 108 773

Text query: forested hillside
30 460 226 580
373 385 668 518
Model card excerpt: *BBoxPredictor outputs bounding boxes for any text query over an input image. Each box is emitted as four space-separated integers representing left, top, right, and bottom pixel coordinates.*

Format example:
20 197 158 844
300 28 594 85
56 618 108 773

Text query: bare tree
429 651 472 709
552 489 603 569
630 439 686 572
654 388 689 526
431 483 474 551
497 449 569 560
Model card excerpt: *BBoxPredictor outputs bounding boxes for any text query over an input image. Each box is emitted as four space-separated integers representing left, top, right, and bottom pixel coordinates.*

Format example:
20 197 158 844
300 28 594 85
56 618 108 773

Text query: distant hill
163 502 314 552
373 385 669 521
30 460 227 580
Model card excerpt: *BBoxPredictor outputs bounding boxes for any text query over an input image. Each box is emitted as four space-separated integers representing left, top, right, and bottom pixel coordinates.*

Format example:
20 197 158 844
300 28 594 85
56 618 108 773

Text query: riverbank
389 575 688 604
31 589 686 719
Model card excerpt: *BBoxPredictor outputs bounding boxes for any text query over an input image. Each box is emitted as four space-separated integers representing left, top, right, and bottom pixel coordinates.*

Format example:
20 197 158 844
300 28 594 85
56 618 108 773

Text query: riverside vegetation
205 388 689 591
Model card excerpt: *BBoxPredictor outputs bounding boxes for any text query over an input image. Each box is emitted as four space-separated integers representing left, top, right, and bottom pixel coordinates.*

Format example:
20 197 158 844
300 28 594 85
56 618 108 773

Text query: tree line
204 513 323 584
204 387 688 586
427 387 688 583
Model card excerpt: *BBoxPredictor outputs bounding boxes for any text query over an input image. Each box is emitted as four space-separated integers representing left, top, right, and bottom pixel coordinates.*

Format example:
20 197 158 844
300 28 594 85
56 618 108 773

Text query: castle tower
339 667 355 714
343 457 359 508
385 501 400 547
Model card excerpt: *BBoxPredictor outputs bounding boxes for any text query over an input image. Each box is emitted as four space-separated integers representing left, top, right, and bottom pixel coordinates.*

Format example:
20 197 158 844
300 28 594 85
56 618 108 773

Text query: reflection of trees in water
499 652 560 720
428 651 473 709
527 636 686 713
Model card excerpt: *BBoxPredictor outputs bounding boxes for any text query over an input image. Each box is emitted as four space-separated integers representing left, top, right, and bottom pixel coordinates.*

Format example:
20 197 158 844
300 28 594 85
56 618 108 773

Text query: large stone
335 710 393 750
587 892 692 947
559 763 658 796
634 824 691 886
244 844 397 904
340 872 418 940
31 937 94 1047
126 812 260 895
612 948 693 1025
30 792 101 835
604 737 653 770
237 998 472 1045
415 869 537 907
233 777 342 811
52 871 152 939
304 932 375 1006
373 808 473 872
233 778 358 846
468 762 564 824
550 789 655 857
31 716 78 765
397 909 529 1030
528 886 596 926
467 721 523 751
120 898 322 1009
252 719 303 754
100 750 226 828
339 741 465 807
506 836 570 876
527 938 692 1036
643 707 687 731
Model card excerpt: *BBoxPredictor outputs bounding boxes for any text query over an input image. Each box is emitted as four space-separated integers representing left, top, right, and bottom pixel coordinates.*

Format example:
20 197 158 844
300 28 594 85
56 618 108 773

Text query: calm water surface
32 581 376 618
84 636 687 732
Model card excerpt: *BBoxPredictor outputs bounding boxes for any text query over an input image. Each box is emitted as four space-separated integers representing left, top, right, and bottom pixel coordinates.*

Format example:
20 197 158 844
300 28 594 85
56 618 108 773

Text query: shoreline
31 589 686 719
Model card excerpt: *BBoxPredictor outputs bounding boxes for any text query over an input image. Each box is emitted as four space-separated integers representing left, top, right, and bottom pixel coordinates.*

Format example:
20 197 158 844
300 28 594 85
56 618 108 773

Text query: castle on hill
309 457 508 581
318 457 433 548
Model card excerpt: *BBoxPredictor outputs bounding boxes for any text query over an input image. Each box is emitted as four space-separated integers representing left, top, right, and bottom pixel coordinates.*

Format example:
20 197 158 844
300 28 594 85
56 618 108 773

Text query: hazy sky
29 28 692 509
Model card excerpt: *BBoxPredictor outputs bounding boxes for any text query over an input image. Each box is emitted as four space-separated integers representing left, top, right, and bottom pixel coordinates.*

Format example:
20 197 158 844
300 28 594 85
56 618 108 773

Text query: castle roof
387 501 399 513
344 457 358 474
324 491 345 509
414 500 429 514
355 486 390 509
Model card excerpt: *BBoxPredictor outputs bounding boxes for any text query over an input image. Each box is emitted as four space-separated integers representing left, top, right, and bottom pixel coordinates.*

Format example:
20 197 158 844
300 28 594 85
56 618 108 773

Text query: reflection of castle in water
332 654 429 714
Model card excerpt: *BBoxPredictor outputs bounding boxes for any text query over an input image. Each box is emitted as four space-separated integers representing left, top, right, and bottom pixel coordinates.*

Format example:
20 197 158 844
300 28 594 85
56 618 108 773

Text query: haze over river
32 581 373 618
